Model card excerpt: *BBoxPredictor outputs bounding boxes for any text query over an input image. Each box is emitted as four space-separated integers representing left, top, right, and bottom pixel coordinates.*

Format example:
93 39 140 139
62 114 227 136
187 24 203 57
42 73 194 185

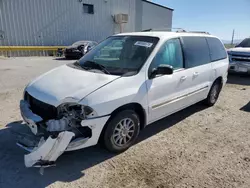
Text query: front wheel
205 81 222 106
103 110 140 153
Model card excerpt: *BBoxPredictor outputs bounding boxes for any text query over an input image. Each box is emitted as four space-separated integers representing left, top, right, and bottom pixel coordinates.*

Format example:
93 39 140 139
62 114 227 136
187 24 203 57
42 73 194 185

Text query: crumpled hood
26 65 120 106
228 47 250 54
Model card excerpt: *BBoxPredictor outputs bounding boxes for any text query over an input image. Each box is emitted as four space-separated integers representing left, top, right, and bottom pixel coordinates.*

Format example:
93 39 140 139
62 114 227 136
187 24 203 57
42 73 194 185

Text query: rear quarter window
182 36 211 68
206 37 227 61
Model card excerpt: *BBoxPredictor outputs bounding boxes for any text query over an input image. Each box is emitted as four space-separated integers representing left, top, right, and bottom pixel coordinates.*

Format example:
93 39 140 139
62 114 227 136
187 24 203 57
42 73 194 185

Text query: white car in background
228 38 250 74
17 31 229 168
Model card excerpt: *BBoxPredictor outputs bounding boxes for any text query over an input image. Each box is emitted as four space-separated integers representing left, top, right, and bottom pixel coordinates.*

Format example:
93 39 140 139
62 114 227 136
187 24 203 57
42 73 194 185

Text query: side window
149 38 184 74
206 37 227 61
182 37 210 68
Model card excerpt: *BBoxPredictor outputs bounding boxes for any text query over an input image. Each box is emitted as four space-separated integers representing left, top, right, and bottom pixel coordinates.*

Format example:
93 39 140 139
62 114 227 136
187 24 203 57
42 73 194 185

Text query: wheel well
214 76 223 88
98 103 147 143
110 103 146 130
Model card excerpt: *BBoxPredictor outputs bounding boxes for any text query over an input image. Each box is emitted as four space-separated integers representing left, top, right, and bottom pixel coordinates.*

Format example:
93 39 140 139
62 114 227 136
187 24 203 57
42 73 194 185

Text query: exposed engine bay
46 103 95 132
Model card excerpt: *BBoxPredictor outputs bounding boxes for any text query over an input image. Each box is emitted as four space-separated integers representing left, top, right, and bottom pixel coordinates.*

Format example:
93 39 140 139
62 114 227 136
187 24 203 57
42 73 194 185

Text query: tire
204 80 222 106
103 110 140 153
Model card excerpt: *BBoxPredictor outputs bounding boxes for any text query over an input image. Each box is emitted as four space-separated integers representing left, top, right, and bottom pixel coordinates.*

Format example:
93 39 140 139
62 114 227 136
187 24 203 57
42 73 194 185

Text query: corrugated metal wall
142 1 173 31
0 0 136 47
0 0 173 56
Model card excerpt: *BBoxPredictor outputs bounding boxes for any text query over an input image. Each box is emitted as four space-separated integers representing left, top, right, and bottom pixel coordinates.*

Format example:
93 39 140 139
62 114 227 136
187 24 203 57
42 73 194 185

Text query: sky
152 0 250 40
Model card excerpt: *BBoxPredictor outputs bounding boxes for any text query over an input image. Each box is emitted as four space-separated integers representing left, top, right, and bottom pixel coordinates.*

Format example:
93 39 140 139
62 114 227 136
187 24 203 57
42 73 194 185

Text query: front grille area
231 53 250 63
232 57 250 62
24 92 57 120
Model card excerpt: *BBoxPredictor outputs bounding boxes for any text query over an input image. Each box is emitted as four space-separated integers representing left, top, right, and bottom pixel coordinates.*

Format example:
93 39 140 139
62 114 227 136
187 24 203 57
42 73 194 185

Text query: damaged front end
17 97 109 168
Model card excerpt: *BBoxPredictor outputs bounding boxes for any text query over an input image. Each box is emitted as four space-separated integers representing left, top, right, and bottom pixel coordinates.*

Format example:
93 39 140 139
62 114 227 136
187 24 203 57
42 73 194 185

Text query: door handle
193 72 199 77
180 76 187 81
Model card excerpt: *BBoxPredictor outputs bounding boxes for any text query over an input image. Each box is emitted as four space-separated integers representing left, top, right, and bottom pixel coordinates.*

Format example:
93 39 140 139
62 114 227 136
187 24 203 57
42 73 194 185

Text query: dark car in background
64 41 98 59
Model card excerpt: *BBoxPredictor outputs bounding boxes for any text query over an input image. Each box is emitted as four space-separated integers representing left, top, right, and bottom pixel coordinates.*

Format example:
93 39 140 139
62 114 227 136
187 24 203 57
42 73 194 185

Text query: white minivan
18 31 229 168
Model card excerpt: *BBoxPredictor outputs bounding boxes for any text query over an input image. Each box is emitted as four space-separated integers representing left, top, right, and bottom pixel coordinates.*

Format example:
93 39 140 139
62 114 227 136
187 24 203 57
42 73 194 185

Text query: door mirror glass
151 64 173 78
157 64 173 75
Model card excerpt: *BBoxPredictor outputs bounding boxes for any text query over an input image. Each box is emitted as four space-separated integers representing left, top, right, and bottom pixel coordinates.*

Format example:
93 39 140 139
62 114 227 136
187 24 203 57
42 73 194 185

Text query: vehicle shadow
53 57 75 61
1 103 207 188
240 101 250 112
227 74 250 86
53 57 80 61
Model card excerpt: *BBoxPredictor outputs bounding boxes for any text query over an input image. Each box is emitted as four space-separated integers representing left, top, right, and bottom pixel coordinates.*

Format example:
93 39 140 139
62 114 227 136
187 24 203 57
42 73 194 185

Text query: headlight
57 103 97 119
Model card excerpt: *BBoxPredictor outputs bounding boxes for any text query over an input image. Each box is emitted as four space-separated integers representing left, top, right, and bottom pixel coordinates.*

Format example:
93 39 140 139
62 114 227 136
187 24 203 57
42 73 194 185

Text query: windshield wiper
83 61 110 75
68 61 87 70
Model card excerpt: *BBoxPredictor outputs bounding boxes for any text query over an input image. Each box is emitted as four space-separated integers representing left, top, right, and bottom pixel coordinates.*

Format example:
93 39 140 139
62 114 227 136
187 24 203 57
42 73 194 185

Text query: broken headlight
57 103 97 119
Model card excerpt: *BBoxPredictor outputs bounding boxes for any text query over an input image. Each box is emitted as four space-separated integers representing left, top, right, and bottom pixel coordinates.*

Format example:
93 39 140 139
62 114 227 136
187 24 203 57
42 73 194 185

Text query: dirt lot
0 57 250 188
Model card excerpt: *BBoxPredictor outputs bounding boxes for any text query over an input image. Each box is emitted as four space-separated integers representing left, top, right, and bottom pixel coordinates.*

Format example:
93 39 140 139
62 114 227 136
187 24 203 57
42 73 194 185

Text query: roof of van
115 31 217 39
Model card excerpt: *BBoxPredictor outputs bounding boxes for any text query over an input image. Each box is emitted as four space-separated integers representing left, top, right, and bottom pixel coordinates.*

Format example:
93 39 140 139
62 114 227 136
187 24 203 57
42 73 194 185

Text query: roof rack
142 28 210 35
142 27 186 32
188 31 210 34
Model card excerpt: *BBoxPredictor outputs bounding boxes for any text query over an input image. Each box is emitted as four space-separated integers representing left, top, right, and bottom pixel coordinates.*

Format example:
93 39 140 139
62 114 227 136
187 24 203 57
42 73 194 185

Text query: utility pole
231 29 235 46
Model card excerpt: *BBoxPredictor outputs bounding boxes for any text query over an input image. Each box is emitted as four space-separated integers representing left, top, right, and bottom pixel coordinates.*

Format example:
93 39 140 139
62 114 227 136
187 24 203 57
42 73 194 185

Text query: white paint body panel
26 65 119 107
146 63 212 124
80 71 148 117
147 70 192 123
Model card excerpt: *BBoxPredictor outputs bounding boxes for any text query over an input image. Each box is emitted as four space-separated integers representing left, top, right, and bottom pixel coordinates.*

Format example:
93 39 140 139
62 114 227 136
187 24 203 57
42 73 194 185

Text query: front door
146 38 193 123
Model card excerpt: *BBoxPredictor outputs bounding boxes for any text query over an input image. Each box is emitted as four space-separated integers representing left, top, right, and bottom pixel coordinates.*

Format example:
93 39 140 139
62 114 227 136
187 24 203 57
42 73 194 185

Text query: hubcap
112 118 135 147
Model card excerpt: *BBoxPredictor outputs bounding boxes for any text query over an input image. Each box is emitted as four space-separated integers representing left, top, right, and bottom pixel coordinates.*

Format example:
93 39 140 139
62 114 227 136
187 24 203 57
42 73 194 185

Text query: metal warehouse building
0 0 173 47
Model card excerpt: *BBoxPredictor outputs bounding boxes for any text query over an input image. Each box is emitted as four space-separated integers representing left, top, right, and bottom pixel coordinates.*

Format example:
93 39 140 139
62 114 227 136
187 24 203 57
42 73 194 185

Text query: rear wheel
205 80 222 106
103 110 140 153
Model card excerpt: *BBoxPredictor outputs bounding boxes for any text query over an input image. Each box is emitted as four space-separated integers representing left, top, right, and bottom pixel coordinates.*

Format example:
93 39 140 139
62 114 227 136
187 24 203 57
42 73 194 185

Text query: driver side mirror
150 64 173 79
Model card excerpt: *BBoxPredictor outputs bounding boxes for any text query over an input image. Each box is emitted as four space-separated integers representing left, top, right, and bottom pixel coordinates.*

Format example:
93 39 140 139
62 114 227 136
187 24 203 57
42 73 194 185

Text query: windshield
237 38 250 47
78 36 159 76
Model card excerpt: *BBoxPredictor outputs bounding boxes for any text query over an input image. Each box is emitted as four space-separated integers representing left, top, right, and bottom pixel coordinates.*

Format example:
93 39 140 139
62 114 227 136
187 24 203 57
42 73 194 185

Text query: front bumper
229 62 250 74
20 100 42 135
18 100 110 168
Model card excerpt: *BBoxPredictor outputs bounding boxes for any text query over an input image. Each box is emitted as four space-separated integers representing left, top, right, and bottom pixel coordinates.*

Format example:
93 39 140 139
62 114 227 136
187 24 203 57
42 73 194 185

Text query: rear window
206 37 227 61
182 36 210 68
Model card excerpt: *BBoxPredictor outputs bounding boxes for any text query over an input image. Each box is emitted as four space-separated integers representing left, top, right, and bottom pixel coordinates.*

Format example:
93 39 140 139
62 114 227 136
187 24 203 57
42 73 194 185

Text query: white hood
228 47 250 53
26 65 120 106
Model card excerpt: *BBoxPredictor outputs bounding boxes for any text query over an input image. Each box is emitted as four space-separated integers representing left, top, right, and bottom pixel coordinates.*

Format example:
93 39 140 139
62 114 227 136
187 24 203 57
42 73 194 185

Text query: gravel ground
0 57 250 188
